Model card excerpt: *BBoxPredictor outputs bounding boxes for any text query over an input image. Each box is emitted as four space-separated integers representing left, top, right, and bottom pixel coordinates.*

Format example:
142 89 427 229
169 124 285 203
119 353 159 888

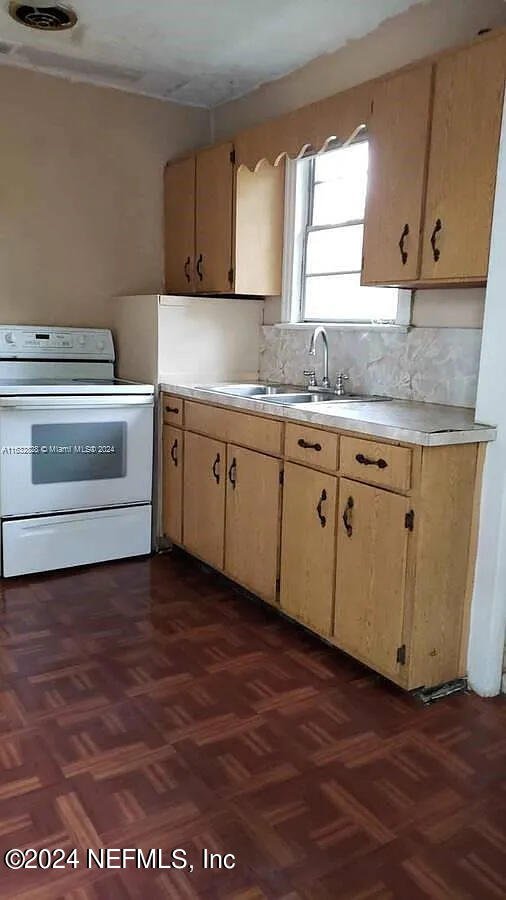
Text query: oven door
0 395 153 517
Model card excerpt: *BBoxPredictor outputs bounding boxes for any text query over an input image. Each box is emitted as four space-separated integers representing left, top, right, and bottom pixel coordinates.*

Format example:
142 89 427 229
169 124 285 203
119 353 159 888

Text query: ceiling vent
8 3 77 31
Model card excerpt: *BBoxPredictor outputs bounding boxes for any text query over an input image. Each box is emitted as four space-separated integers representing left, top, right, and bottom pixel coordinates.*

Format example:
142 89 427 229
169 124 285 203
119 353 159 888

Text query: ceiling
0 0 431 107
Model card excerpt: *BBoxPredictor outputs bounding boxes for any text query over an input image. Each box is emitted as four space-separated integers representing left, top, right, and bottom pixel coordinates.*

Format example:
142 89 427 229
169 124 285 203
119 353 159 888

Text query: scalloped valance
235 81 374 171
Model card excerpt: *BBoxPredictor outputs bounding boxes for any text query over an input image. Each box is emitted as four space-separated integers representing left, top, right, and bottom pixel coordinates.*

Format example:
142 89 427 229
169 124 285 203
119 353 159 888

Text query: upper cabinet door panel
234 160 285 296
421 35 506 281
164 156 196 293
362 64 433 284
195 142 234 293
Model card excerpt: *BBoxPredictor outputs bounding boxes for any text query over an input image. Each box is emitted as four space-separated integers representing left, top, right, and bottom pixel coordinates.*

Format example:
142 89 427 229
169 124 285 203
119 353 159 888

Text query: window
286 140 403 324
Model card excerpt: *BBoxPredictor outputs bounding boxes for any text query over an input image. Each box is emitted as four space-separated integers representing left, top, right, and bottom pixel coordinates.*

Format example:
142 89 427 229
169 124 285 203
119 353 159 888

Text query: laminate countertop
160 382 497 447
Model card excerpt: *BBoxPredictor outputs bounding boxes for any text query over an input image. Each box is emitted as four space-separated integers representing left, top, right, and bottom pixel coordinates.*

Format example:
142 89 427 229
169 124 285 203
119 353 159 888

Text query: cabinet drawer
185 401 283 456
340 436 412 492
162 394 183 426
285 423 338 470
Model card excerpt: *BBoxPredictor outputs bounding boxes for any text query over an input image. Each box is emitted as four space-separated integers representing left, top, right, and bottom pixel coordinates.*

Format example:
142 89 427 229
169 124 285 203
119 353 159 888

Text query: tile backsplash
259 326 482 408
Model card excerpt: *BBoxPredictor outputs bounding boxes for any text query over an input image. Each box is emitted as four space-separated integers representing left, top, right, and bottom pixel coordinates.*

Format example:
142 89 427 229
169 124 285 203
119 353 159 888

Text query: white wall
158 296 263 383
468 94 506 696
213 0 506 137
0 66 210 329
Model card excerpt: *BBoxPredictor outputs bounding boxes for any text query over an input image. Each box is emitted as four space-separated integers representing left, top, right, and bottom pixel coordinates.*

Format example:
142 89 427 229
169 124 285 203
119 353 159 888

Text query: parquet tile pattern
0 551 504 898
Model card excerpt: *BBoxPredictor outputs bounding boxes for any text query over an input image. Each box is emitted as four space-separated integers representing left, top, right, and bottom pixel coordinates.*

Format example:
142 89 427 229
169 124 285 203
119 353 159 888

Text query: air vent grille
8 3 77 31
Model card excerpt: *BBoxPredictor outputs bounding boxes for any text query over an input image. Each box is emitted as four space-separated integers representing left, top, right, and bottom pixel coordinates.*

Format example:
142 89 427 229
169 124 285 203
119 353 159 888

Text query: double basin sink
198 383 390 406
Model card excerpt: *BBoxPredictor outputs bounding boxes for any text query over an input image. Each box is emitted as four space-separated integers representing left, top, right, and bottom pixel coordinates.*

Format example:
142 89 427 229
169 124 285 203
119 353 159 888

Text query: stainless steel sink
196 383 391 405
197 383 302 397
261 392 389 405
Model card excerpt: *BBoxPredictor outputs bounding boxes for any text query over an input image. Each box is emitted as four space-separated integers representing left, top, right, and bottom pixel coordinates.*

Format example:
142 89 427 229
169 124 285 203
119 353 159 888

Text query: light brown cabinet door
234 160 285 295
362 64 433 284
162 425 183 544
280 463 337 636
420 35 506 281
164 156 196 293
225 445 281 603
334 479 409 680
195 142 234 292
183 431 226 570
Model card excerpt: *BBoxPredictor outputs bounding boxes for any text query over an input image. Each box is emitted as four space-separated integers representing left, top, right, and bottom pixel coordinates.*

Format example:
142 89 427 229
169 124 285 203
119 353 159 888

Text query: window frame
282 143 411 327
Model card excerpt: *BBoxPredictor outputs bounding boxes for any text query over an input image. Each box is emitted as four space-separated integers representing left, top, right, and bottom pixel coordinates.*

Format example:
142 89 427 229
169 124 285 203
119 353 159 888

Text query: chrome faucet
308 326 330 389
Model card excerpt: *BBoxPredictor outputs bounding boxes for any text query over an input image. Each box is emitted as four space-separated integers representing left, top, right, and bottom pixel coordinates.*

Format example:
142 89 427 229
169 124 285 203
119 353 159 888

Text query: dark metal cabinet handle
212 453 220 484
170 438 178 467
196 254 203 281
228 457 237 489
298 438 322 452
399 223 409 265
316 489 327 528
355 453 388 469
165 405 179 415
430 218 442 262
342 496 354 537
184 256 191 283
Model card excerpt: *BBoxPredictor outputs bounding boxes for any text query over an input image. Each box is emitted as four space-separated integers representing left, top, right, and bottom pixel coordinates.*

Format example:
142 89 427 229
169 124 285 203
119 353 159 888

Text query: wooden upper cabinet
164 156 195 293
234 160 285 295
420 34 506 282
195 142 235 293
362 64 433 285
165 144 284 296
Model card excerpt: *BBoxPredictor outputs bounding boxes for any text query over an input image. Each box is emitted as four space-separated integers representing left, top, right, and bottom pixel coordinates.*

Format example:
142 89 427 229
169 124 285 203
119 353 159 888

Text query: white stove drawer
2 504 151 577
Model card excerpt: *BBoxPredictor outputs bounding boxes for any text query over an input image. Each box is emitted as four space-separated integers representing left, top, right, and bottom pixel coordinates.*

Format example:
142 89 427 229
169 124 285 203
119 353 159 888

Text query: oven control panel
0 327 114 361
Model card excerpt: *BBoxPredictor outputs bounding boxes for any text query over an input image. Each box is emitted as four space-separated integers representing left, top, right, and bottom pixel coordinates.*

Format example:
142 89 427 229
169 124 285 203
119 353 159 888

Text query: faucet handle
335 373 349 396
303 369 317 388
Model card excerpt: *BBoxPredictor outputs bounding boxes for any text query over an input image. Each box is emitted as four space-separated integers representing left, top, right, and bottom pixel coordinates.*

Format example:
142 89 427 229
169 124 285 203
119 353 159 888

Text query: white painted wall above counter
112 294 262 385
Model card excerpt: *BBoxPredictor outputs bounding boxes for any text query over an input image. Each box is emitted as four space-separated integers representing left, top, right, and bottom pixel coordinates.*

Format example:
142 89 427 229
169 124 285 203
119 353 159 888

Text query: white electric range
0 326 154 577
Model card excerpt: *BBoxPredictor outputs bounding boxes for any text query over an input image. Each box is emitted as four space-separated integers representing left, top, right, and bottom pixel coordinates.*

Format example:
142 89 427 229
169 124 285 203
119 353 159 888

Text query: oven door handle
0 396 154 410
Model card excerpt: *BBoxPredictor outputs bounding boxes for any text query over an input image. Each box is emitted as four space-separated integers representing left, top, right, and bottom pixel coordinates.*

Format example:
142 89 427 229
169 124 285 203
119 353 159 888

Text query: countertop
160 382 497 447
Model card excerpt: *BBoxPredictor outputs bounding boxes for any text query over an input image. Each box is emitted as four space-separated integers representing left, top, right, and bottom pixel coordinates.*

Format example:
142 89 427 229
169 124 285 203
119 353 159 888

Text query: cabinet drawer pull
184 256 191 283
398 223 409 265
196 254 204 281
228 457 237 489
355 453 388 469
170 438 178 467
165 405 179 415
316 489 327 528
212 452 220 484
342 496 354 537
430 218 442 262
298 438 322 451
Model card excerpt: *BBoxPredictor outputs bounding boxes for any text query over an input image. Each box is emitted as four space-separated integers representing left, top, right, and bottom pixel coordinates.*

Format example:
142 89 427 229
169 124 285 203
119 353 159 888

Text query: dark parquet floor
0 550 504 899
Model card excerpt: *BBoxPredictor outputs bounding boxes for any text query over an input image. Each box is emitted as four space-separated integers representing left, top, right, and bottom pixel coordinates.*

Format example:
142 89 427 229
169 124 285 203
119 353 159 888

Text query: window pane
312 141 368 226
312 179 367 225
304 273 398 322
306 224 363 274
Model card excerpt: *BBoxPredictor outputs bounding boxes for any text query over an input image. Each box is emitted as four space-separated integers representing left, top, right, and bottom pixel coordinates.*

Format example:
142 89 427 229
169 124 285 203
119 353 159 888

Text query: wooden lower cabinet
280 463 337 635
224 445 282 603
163 398 482 692
162 425 183 544
183 431 226 570
334 479 410 681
